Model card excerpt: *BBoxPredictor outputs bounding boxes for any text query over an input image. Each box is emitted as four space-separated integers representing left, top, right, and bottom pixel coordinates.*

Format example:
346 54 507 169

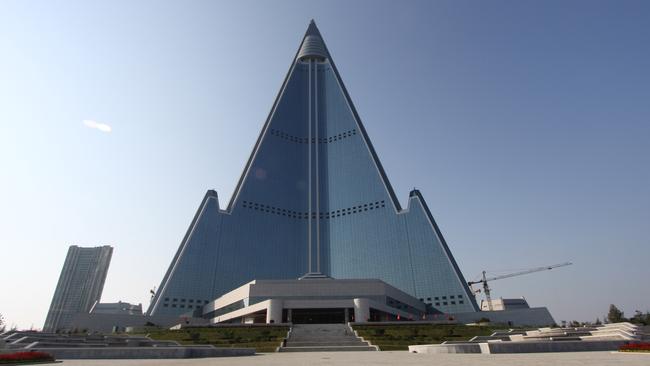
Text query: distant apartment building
43 245 113 332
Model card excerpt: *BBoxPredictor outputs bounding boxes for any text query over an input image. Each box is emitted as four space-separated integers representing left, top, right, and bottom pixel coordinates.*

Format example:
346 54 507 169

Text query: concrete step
285 341 370 347
287 336 360 341
26 342 110 348
278 345 377 352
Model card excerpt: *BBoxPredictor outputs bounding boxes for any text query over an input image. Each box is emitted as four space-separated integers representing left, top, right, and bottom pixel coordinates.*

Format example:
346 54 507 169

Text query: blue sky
0 0 648 329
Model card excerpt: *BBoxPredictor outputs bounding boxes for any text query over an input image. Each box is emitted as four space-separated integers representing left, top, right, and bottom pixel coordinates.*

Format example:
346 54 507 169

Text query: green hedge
142 326 289 353
353 324 497 351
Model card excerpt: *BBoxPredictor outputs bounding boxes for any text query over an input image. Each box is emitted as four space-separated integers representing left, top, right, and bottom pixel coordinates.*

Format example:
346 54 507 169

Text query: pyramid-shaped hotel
148 21 481 322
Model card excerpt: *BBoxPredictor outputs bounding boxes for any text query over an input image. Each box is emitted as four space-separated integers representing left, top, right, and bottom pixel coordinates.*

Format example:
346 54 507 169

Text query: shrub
619 342 650 352
0 351 55 364
189 332 201 341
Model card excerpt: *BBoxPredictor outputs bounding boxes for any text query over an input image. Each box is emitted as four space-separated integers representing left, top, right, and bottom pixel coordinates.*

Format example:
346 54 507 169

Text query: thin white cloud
83 119 112 133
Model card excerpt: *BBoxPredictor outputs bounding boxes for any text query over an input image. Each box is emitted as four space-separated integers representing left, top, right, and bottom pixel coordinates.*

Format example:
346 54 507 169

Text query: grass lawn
141 326 289 353
352 324 499 351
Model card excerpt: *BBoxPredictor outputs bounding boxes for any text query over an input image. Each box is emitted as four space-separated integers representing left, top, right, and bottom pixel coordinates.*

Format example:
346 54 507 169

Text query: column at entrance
266 299 283 324
353 298 370 323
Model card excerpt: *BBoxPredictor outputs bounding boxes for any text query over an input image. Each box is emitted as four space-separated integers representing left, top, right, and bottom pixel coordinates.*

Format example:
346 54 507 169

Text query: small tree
0 313 5 332
594 317 602 325
607 304 626 323
630 310 650 326
569 320 581 328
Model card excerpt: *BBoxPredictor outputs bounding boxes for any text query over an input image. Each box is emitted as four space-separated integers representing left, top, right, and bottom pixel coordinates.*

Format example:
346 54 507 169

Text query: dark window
435 297 439 300
443 302 448 305
427 297 431 301
451 301 456 305
435 303 440 306
459 301 464 304
450 295 455 299
458 295 463 298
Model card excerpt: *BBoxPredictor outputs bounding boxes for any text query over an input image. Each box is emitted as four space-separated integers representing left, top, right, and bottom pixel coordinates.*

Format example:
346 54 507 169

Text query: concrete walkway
58 351 650 366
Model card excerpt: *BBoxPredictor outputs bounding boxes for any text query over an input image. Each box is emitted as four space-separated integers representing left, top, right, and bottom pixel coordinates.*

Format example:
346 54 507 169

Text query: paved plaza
59 351 649 366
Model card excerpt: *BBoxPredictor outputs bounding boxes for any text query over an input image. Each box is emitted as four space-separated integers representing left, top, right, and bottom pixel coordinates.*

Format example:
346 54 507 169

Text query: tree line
606 304 650 325
557 304 648 328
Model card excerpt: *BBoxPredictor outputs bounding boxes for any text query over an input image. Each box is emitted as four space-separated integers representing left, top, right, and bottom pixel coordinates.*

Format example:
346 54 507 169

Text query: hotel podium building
148 21 483 323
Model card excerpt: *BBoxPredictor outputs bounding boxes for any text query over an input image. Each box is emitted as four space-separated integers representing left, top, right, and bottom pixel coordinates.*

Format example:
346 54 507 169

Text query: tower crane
468 262 572 311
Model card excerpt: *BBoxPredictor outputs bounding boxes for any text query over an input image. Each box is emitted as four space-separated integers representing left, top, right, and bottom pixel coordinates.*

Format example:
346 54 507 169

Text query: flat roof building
90 301 143 316
202 278 427 324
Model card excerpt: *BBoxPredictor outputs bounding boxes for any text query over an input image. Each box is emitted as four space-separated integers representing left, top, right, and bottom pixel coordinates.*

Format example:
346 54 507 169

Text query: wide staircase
278 324 377 352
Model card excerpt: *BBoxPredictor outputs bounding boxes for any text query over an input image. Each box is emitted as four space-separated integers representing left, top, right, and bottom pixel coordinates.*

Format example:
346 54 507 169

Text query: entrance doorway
291 308 346 324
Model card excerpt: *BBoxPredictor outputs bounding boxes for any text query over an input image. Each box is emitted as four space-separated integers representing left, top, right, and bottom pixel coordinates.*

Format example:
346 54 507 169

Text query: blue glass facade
148 22 479 316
